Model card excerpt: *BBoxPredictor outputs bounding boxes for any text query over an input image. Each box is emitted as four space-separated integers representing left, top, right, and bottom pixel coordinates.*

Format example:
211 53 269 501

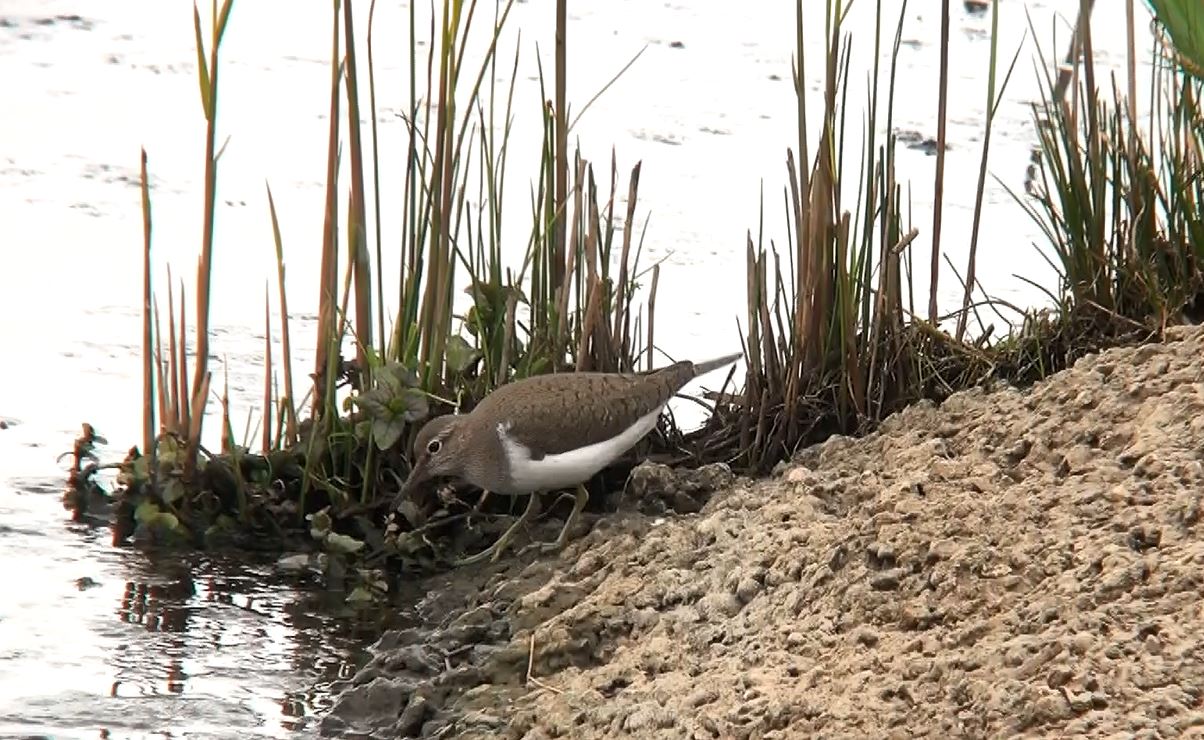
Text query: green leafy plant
1146 0 1204 81
353 363 430 451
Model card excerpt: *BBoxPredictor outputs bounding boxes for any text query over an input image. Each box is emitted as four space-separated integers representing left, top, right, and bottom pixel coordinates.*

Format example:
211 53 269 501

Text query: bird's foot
452 491 540 567
519 484 589 558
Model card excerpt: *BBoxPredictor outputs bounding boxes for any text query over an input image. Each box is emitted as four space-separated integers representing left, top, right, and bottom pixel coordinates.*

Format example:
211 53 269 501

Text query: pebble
735 577 762 604
699 591 743 619
275 553 313 572
331 676 410 720
785 467 814 484
622 702 677 731
1144 635 1162 654
1047 667 1073 688
397 694 430 736
870 571 901 591
1070 632 1094 655
1032 691 1073 722
687 687 719 708
854 627 879 647
1069 692 1093 713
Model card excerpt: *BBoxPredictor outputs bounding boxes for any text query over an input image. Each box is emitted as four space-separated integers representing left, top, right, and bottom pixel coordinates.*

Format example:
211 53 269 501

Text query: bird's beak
391 458 428 511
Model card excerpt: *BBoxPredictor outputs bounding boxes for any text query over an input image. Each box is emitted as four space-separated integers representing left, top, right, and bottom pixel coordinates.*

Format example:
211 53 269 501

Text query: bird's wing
479 372 674 457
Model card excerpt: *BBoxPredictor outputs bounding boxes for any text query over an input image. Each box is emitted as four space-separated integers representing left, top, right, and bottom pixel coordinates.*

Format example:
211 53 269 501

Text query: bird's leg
453 491 541 566
538 483 589 554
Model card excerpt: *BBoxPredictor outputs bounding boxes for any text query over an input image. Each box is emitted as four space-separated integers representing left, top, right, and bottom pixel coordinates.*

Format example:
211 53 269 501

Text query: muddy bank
322 325 1204 738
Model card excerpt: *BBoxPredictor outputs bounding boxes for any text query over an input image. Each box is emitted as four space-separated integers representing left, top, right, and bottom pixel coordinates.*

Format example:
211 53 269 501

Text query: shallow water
0 433 389 738
0 0 1160 736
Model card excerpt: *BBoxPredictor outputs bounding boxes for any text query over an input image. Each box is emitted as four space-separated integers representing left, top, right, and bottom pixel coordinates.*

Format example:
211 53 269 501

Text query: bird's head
393 414 466 508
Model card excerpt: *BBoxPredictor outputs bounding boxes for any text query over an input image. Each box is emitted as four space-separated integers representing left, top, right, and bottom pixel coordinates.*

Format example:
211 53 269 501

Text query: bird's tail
690 352 742 378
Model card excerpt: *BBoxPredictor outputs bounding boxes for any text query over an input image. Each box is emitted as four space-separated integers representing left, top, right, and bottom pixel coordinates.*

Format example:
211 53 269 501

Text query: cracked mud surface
323 325 1204 738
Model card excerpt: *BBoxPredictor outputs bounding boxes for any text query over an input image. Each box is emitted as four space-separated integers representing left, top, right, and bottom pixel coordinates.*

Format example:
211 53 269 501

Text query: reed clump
693 0 1203 474
74 0 672 581
67 0 1204 588
1018 2 1204 331
689 0 1010 473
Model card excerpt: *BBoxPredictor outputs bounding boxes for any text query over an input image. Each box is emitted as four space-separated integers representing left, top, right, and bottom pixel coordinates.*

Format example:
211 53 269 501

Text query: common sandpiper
394 352 741 564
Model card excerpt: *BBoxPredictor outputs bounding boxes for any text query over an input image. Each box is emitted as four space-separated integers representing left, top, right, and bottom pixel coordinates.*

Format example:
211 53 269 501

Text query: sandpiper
394 352 741 564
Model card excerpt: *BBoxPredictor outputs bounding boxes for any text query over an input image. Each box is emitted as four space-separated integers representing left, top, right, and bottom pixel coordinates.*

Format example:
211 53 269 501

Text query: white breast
496 405 665 494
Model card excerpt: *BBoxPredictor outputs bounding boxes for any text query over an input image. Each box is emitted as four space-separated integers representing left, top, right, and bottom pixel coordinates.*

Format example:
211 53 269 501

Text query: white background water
0 0 1160 736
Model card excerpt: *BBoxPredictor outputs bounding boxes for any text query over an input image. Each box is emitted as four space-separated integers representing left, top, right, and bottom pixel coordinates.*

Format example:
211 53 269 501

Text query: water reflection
0 470 392 738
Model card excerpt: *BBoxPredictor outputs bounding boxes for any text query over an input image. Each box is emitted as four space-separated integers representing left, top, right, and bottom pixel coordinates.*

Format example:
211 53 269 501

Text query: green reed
731 0 1021 472
184 0 232 480
1012 2 1204 327
132 0 658 520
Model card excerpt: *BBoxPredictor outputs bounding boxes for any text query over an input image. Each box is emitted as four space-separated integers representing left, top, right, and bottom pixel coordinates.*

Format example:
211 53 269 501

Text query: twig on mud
671 390 720 415
412 511 472 533
1082 300 1154 333
525 634 562 694
436 643 474 671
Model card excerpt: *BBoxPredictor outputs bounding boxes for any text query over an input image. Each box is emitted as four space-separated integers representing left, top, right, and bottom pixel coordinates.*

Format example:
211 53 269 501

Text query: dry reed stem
553 0 569 296
314 1 342 415
576 275 603 372
956 0 1006 340
187 0 233 476
611 162 641 372
1051 1 1096 109
840 211 866 418
745 236 765 385
140 149 154 458
646 264 659 372
366 0 386 351
419 0 460 390
890 227 921 257
265 183 297 445
185 371 211 479
154 298 167 435
792 2 810 226
586 180 600 286
221 364 231 454
496 286 518 387
166 274 180 433
178 277 190 435
525 634 562 695
783 149 805 404
263 284 272 454
758 253 781 398
343 0 374 384
1078 0 1106 306
554 157 587 365
930 0 951 325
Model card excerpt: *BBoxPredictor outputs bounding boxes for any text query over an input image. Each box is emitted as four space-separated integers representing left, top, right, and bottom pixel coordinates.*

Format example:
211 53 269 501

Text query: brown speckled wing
471 363 697 457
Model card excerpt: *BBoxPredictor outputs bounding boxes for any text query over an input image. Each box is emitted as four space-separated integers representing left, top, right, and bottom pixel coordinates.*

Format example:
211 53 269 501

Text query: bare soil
322 324 1204 739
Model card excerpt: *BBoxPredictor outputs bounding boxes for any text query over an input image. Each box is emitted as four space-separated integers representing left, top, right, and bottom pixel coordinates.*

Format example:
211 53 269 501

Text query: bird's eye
426 439 442 455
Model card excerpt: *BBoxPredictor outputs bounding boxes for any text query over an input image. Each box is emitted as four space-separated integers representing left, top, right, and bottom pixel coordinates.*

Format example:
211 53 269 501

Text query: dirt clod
624 460 737 515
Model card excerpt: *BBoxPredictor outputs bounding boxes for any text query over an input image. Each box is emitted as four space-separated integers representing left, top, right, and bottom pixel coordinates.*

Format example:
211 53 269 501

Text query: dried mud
323 325 1204 739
